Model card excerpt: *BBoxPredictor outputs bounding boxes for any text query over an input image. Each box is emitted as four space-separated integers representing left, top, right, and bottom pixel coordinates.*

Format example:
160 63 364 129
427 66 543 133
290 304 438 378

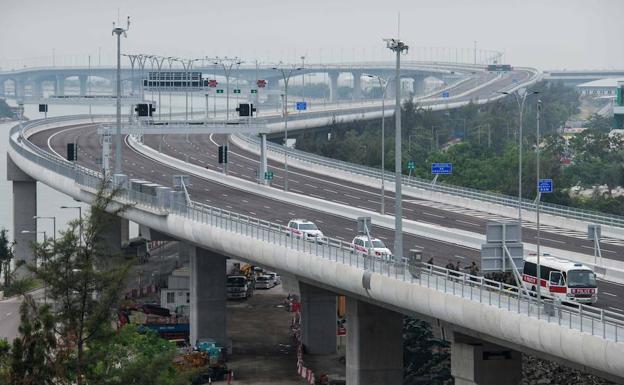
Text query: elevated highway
10 66 624 384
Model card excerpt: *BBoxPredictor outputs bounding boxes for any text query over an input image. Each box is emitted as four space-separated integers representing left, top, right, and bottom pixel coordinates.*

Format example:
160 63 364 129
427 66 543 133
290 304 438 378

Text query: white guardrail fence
8 116 624 343
235 133 624 229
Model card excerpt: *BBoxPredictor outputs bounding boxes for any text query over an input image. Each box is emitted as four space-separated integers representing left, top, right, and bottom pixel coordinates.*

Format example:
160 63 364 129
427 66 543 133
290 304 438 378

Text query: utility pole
112 16 130 174
385 38 409 262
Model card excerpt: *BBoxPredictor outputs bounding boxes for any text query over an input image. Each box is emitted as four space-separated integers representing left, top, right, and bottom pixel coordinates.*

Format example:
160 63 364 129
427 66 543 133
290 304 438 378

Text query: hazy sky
1 0 622 70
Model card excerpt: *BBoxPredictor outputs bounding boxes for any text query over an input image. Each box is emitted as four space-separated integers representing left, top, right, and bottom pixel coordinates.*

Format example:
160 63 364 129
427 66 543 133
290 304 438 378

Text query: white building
160 267 190 313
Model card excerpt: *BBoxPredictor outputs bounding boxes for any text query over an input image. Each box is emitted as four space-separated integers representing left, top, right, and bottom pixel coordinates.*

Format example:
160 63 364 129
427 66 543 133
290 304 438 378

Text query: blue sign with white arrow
296 101 307 111
538 179 553 193
431 163 453 175
442 91 450 98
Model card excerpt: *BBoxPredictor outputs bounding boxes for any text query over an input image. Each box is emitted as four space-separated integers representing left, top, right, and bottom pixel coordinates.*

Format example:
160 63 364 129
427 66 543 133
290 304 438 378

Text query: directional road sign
431 163 452 175
216 89 224 94
233 89 241 94
407 160 415 170
264 171 274 180
442 91 450 98
296 101 307 111
538 179 553 193
250 89 258 94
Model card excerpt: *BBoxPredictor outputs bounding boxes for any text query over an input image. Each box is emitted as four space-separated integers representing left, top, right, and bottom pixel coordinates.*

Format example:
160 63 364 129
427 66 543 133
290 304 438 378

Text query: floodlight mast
112 16 130 174
384 38 408 262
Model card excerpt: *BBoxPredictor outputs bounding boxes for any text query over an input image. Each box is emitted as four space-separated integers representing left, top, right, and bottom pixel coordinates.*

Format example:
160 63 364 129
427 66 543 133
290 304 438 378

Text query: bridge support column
15 79 26 100
7 155 37 273
98 212 129 256
55 75 65 96
451 334 522 385
300 282 336 354
79 75 88 96
346 298 403 385
412 75 426 96
328 72 339 102
190 247 227 347
352 72 362 100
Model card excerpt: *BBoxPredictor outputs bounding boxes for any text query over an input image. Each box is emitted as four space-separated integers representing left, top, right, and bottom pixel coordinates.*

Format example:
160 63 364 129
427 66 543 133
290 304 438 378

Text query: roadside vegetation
0 188 191 385
290 80 624 215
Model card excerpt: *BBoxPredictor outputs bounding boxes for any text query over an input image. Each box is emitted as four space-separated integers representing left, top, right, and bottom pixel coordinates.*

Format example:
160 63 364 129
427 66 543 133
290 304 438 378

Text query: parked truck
226 275 254 300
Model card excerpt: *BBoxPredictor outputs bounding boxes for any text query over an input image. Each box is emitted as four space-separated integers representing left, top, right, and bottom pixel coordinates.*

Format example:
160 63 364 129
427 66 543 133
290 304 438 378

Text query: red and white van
522 255 598 304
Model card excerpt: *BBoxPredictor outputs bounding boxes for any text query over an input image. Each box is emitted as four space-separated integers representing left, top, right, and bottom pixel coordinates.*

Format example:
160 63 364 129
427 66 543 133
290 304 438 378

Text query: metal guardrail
235 133 624 229
9 117 624 343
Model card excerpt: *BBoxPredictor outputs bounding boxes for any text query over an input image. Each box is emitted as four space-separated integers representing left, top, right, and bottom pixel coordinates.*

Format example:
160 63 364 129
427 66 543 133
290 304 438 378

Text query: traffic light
235 103 256 117
218 145 228 164
135 103 156 117
67 143 77 161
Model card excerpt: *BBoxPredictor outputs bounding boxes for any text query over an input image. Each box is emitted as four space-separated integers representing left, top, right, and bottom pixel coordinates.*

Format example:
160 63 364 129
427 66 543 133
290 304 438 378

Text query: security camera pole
385 38 408 262
112 16 130 174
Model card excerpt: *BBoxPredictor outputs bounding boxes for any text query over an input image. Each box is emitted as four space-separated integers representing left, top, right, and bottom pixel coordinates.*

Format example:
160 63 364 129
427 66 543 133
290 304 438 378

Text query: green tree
88 324 188 385
0 229 15 288
403 318 452 385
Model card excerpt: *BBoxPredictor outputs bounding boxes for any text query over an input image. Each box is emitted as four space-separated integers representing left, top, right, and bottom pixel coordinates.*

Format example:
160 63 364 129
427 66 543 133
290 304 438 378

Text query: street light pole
385 38 409 262
34 216 56 244
501 88 538 228
112 16 130 174
535 99 543 304
60 206 82 246
364 74 389 215
273 63 303 192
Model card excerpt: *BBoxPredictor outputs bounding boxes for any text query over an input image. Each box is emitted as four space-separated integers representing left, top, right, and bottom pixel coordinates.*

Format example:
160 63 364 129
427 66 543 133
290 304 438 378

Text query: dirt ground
225 284 346 385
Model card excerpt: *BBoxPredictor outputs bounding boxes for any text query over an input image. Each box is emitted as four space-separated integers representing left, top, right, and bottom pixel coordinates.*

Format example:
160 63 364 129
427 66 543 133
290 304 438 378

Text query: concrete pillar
98 212 129 256
300 282 337 354
7 156 37 270
190 247 227 347
178 241 191 265
79 75 88 96
451 334 522 385
15 79 25 100
328 72 339 102
346 298 403 385
386 77 396 99
352 72 362 100
55 75 65 96
412 75 426 96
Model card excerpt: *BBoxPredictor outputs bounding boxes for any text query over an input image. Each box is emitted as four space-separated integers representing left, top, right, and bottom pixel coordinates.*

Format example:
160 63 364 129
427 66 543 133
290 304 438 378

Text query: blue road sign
442 91 450 98
538 179 553 193
431 163 453 175
296 101 307 111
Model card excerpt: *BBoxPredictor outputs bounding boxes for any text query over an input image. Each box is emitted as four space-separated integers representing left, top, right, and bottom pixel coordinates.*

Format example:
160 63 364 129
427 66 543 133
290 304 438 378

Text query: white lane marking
316 219 324 223
311 194 325 199
204 188 210 192
540 237 566 244
454 255 466 259
423 211 445 218
609 306 624 312
367 199 379 204
290 180 300 184
345 194 361 200
345 227 354 231
456 219 481 227
324 189 338 194
263 205 271 209
242 199 248 203
288 212 296 216
403 207 414 212
222 194 228 197
305 183 318 189
226 205 233 209
603 292 617 297
334 200 350 205
249 212 256 216
357 206 369 210
247 167 255 171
